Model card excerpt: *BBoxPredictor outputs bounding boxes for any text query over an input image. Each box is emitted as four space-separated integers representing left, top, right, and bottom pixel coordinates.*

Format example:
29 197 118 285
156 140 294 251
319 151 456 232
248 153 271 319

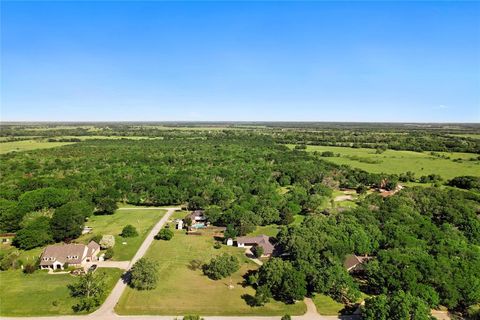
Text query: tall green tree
68 271 106 312
50 201 89 241
130 258 159 290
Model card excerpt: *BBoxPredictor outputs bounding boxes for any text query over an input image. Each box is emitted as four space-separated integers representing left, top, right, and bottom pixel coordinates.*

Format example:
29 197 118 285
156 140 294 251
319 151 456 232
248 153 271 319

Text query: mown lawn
291 145 480 180
247 225 280 237
116 229 306 316
78 208 166 261
312 294 344 316
0 268 122 316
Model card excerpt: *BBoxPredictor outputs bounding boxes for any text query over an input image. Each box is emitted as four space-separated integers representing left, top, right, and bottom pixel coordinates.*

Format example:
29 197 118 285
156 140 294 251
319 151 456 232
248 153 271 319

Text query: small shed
176 219 184 230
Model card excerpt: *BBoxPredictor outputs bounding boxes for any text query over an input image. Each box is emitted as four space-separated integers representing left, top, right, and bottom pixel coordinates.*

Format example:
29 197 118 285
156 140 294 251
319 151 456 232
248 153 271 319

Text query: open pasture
0 140 74 154
116 229 306 316
293 145 480 180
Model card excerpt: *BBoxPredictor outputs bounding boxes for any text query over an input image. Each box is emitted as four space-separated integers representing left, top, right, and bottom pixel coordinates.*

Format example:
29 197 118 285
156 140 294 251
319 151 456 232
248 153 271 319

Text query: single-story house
343 254 372 272
187 210 207 222
186 210 207 228
236 234 275 257
39 241 100 270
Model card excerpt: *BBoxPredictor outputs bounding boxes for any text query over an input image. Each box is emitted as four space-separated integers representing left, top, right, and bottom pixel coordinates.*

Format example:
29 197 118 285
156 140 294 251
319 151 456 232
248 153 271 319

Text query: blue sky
1 1 479 122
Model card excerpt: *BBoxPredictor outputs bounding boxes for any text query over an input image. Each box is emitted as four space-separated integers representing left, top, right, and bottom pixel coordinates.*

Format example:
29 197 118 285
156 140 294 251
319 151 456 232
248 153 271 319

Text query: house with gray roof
236 234 275 257
39 241 100 270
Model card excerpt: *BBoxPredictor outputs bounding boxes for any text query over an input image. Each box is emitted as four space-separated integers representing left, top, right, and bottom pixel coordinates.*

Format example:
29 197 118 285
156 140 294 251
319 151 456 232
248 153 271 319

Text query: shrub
99 235 115 249
183 316 204 320
155 228 173 240
90 234 102 244
104 248 114 260
321 151 335 157
0 251 20 271
281 315 291 320
121 225 138 238
23 263 36 274
254 285 271 306
202 253 239 280
213 241 221 249
252 245 264 258
188 259 203 271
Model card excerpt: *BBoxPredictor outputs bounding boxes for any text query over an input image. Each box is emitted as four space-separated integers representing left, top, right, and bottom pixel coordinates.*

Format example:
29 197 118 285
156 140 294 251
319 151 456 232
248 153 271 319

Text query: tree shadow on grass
241 269 256 288
241 294 258 307
121 270 132 285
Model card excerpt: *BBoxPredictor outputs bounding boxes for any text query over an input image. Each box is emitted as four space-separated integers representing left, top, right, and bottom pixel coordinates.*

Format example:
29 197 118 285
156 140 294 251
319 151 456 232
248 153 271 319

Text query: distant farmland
292 145 480 180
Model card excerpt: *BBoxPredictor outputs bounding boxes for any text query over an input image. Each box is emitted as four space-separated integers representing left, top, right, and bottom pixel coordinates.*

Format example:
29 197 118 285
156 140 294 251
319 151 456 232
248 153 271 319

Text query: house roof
344 254 372 271
236 235 275 255
186 210 206 221
87 241 100 256
40 241 100 266
40 243 87 266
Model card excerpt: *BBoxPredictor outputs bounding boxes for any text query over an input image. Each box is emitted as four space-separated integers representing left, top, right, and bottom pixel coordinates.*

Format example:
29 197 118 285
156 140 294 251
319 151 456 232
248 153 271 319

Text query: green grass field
0 268 122 316
311 294 344 316
0 136 163 154
0 140 74 154
0 243 44 266
292 145 480 180
116 229 306 316
247 225 280 237
78 207 166 260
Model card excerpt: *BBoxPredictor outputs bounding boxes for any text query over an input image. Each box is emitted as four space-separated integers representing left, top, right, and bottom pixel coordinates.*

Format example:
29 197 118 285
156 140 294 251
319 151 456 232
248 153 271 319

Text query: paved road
84 260 131 271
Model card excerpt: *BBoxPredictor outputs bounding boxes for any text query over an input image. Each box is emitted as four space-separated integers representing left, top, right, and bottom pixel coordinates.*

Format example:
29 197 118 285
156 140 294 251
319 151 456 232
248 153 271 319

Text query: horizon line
1 120 479 125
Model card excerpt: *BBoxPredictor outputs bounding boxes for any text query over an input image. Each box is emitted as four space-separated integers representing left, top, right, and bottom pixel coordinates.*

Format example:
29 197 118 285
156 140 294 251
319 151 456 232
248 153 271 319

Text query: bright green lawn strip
312 294 344 316
78 208 166 261
289 145 480 180
447 134 480 139
116 230 306 316
170 210 190 221
292 214 305 225
248 225 280 237
0 268 122 316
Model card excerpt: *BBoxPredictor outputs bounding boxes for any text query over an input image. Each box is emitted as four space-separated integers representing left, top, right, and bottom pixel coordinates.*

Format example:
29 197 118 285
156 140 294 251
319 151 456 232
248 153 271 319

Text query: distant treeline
1 123 479 153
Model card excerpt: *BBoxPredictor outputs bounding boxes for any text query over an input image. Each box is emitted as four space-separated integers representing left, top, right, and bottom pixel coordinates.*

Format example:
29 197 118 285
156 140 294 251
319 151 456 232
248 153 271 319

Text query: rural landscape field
0 122 479 320
1 0 479 319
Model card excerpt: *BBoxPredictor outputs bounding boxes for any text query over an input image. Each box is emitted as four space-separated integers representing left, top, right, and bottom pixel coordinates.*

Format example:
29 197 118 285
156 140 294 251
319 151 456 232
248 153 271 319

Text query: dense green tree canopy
202 254 240 280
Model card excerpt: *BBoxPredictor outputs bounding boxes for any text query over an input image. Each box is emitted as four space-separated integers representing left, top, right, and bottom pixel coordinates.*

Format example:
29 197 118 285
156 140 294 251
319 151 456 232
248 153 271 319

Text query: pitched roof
344 254 362 271
40 243 87 266
344 254 372 271
87 241 100 256
186 210 206 221
236 235 275 255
